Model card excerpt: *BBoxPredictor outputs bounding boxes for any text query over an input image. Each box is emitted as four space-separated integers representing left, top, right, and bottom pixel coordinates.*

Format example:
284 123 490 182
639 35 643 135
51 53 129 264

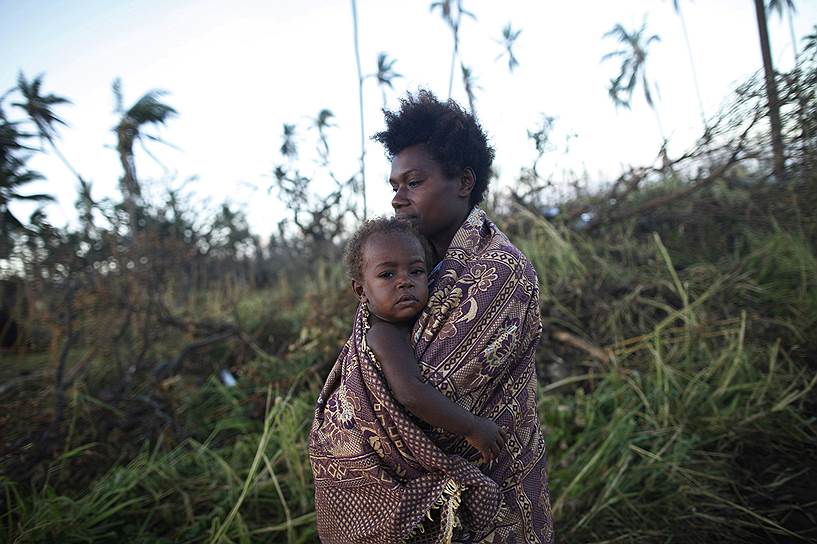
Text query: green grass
3 182 817 543
2 382 318 544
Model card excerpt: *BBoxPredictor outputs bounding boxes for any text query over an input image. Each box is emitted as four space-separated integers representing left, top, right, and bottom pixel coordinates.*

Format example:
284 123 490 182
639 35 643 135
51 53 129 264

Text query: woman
309 90 554 543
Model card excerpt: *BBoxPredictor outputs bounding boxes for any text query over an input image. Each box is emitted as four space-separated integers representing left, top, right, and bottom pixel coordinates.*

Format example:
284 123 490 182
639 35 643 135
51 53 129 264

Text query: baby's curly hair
372 89 495 207
345 217 433 281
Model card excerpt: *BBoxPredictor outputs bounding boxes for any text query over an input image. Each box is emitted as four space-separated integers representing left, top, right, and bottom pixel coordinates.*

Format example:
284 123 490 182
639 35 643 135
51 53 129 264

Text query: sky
1 0 815 239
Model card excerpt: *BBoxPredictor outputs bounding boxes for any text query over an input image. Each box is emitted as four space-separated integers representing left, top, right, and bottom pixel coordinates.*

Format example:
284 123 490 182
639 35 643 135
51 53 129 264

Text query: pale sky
2 0 815 239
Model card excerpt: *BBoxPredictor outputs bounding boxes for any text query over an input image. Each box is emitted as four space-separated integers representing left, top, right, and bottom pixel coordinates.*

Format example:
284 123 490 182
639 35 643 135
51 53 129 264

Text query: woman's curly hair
344 217 434 281
372 89 495 207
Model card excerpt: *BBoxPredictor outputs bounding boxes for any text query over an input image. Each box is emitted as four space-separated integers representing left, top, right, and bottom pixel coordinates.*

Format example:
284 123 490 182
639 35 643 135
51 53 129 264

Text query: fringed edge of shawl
401 478 462 544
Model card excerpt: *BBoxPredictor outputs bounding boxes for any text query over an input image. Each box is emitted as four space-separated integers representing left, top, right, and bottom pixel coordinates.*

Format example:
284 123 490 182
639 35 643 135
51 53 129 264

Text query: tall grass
1 380 318 543
3 183 817 542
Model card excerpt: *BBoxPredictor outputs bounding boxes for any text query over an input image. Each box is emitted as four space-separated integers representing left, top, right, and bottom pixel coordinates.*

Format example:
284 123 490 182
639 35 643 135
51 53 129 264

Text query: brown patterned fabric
309 208 555 543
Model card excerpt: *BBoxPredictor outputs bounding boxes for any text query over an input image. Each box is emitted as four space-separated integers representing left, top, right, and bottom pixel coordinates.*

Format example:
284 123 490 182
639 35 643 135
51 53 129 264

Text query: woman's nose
391 186 409 209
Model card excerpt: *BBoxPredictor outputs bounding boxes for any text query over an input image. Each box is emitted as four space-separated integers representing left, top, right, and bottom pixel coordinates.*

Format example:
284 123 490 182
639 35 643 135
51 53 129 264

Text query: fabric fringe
401 478 462 544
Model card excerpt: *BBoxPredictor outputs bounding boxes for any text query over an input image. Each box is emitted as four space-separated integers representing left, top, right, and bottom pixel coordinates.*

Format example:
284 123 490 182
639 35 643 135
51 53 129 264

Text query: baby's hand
465 416 507 463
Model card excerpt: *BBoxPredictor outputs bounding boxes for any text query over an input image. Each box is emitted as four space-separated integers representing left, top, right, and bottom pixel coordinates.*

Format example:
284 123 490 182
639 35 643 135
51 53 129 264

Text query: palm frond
127 90 177 126
375 52 402 89
7 192 54 202
314 109 335 131
602 18 660 113
497 23 522 73
13 72 71 142
767 0 797 17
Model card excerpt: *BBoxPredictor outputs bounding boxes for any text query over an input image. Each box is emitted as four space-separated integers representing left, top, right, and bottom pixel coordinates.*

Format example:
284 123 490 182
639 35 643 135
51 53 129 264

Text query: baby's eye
378 271 394 278
411 268 426 276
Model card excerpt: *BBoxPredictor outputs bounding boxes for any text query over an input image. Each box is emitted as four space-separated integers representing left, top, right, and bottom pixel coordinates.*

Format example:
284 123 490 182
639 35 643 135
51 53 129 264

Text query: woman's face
389 144 473 242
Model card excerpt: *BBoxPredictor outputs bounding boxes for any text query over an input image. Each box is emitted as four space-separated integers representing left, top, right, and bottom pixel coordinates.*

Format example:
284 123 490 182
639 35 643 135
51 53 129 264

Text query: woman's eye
389 184 398 193
408 179 423 188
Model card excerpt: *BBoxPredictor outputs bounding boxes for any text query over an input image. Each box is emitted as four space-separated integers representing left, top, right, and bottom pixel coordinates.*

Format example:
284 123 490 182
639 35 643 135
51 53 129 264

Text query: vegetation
2 4 817 544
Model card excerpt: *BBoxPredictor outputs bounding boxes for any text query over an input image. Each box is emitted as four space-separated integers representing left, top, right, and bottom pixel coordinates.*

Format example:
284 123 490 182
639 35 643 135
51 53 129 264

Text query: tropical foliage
2 4 817 544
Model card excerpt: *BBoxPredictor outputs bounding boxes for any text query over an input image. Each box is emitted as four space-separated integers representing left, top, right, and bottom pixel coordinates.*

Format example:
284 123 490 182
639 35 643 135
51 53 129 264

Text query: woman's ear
351 279 366 301
458 167 476 198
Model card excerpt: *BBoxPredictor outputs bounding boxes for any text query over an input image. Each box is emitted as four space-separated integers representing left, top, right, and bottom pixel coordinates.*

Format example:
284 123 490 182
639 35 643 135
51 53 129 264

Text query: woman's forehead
390 144 438 178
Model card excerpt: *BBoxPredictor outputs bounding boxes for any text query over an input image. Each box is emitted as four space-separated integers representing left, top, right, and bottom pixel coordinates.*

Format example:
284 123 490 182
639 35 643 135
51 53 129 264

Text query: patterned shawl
309 208 554 543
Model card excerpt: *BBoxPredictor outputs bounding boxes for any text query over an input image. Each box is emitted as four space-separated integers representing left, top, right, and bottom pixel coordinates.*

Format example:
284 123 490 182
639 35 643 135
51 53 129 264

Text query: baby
345 217 507 463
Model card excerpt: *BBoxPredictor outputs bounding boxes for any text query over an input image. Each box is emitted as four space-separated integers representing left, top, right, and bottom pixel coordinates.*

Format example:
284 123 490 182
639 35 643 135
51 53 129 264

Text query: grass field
2 176 816 543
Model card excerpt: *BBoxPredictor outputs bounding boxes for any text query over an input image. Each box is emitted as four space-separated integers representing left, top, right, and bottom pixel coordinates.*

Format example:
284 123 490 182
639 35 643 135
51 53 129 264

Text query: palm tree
767 0 799 63
0 104 53 256
602 20 665 141
668 1 707 129
460 64 480 115
13 72 85 183
430 0 475 98
280 123 298 160
804 25 817 54
371 52 402 108
112 78 176 228
312 110 334 165
351 0 367 219
753 0 786 180
496 23 522 73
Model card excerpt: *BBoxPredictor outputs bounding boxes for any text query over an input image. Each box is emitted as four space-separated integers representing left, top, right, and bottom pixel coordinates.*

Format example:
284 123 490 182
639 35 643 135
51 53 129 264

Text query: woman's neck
429 207 470 262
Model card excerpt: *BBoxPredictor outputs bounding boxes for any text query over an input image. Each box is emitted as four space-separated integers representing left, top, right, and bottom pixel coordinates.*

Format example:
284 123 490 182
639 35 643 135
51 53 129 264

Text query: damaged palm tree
112 78 176 231
603 19 665 142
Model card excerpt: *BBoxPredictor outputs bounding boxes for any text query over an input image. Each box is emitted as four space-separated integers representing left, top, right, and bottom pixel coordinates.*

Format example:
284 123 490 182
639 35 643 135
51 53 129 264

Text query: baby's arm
366 320 507 462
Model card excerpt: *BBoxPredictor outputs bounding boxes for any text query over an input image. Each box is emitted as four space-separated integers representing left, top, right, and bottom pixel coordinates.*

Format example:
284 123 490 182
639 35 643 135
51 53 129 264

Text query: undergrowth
2 178 816 543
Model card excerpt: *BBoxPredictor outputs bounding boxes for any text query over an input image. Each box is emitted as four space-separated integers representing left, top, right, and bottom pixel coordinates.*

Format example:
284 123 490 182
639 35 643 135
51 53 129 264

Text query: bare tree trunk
117 124 141 229
351 0 367 220
448 25 459 99
753 0 786 181
50 285 78 436
42 135 85 185
675 3 707 129
460 62 476 116
787 8 799 63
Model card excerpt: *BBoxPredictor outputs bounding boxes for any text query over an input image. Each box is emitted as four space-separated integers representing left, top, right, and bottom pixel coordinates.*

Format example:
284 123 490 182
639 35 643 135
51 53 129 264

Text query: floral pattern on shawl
309 208 554 544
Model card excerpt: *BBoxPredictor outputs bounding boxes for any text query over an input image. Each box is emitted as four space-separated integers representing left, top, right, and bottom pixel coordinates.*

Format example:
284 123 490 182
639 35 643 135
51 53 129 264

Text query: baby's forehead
363 230 425 259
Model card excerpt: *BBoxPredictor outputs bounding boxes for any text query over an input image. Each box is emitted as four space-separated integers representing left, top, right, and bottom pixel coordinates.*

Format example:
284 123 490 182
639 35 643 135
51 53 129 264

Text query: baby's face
355 231 429 323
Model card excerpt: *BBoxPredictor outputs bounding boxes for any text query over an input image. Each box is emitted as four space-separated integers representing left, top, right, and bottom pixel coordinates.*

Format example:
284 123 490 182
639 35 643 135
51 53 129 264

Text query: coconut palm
112 78 176 228
753 0 786 180
496 23 522 73
0 104 52 256
13 72 85 183
351 0 367 219
430 0 475 98
803 25 817 58
460 64 480 115
371 52 402 108
602 19 665 141
280 123 298 160
668 1 707 129
767 0 799 63
312 109 334 165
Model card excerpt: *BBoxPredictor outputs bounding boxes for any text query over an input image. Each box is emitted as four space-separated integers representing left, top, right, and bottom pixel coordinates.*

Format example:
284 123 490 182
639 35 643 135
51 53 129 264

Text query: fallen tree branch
586 112 759 231
551 329 612 364
155 329 238 379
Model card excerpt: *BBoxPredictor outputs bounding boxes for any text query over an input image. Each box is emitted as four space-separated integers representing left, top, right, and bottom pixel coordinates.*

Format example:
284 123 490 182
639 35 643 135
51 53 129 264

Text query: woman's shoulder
482 216 536 274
